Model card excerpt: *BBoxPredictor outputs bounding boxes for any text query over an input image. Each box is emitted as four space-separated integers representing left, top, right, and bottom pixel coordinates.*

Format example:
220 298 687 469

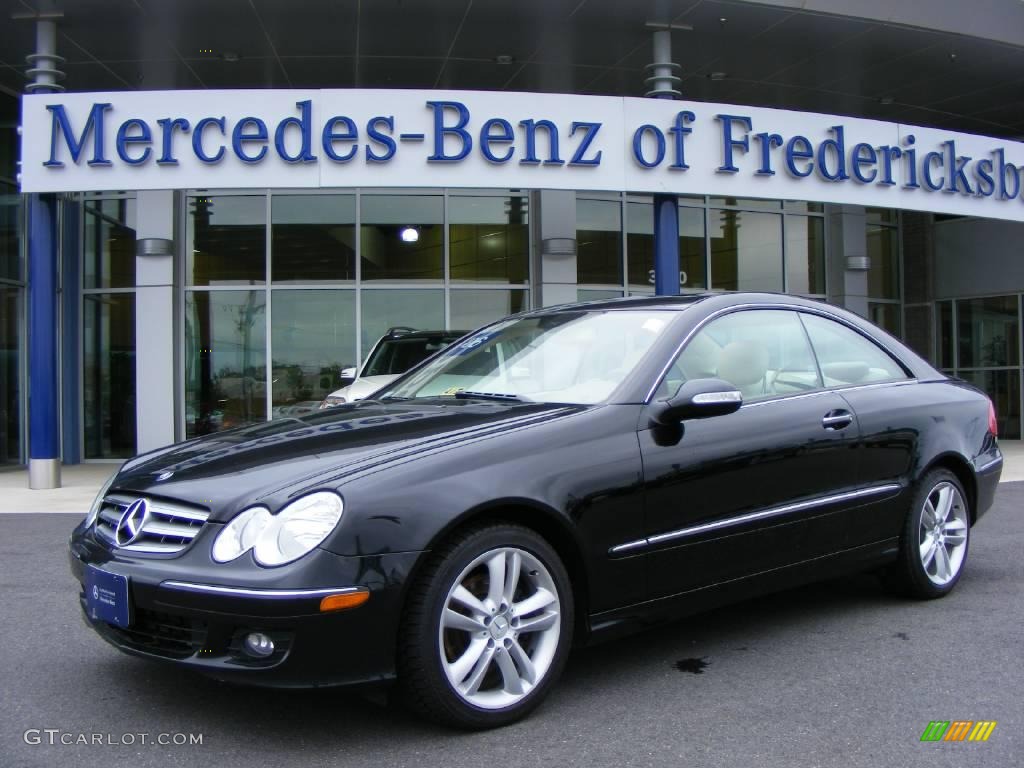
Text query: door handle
822 410 853 430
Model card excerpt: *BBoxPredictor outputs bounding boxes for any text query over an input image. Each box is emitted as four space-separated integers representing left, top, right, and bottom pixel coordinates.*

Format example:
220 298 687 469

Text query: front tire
888 469 971 599
398 524 574 729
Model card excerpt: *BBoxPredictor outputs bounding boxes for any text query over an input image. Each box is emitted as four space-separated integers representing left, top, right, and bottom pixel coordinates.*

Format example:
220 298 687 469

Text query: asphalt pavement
1 484 1021 768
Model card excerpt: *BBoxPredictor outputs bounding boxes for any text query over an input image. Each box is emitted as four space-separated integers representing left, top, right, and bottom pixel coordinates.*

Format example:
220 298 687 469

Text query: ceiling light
400 227 419 243
708 72 728 81
879 96 895 105
495 54 514 65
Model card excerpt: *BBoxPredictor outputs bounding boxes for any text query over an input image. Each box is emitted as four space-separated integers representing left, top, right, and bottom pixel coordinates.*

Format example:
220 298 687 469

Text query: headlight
211 492 344 567
211 506 272 563
319 396 346 409
85 473 117 527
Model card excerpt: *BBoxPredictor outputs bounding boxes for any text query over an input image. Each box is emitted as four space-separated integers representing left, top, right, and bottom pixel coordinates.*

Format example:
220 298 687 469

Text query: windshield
379 311 675 404
362 334 464 377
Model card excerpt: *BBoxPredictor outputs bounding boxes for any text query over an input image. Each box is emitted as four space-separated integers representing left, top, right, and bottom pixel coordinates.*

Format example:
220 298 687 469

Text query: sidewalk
1 442 1022 514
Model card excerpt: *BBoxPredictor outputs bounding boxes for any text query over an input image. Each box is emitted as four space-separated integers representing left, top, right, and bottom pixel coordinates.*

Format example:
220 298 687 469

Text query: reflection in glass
449 195 529 283
784 215 825 294
386 310 674 405
449 289 528 331
185 291 266 437
83 293 136 458
957 295 1020 368
866 207 897 225
576 198 621 285
710 209 783 292
784 201 824 213
962 369 1021 439
187 196 266 285
937 301 953 369
361 195 443 280
0 286 21 463
868 302 901 338
271 290 356 416
272 195 355 282
361 289 443 353
626 203 705 291
1 187 22 282
578 288 623 302
84 198 136 289
708 197 781 211
867 224 899 299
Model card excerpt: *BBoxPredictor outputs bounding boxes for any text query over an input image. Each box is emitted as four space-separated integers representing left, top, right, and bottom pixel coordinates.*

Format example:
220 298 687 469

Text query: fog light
243 632 275 658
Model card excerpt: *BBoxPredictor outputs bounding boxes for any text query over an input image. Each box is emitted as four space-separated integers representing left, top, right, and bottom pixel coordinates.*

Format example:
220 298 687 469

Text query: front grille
104 608 209 660
94 494 209 554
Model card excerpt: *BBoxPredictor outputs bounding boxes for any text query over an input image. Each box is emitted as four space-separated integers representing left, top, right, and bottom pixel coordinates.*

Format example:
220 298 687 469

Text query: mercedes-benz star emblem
115 499 150 547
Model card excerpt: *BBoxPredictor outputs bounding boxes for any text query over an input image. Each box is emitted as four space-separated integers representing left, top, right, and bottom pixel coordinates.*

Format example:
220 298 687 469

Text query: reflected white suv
319 328 467 407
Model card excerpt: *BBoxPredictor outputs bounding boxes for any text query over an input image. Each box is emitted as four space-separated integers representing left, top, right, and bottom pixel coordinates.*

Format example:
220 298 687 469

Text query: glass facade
937 295 1023 439
1 157 22 464
184 190 531 437
0 181 919 461
82 196 137 459
866 207 901 337
184 290 266 436
83 293 136 458
577 194 827 298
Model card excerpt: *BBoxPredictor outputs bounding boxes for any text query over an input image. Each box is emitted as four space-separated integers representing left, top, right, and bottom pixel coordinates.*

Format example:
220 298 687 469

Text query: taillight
987 400 999 438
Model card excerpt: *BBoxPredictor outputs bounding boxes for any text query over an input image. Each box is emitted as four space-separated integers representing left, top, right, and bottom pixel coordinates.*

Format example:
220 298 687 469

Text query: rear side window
655 310 821 401
800 313 908 386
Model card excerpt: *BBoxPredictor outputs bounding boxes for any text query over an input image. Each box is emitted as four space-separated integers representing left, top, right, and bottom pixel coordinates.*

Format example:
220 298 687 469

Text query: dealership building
2 0 1024 486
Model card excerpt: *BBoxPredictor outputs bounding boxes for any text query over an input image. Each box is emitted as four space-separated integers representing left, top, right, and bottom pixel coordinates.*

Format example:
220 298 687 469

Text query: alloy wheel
437 546 561 710
918 481 969 586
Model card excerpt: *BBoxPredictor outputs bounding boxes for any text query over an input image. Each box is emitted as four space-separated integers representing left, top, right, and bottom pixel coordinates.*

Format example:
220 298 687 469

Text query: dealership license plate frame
85 565 132 628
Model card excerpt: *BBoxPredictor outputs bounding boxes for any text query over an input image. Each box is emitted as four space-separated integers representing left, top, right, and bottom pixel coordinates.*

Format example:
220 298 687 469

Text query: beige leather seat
716 340 770 398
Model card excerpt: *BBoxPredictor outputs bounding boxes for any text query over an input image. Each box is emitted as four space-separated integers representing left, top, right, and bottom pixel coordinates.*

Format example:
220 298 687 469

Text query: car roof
530 292 827 313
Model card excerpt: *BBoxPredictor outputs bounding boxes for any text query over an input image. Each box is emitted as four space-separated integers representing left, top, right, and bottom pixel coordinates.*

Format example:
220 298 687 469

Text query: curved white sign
19 88 1024 222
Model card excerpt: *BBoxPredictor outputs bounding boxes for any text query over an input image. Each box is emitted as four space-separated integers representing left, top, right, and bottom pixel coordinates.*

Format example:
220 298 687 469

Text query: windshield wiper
454 390 528 402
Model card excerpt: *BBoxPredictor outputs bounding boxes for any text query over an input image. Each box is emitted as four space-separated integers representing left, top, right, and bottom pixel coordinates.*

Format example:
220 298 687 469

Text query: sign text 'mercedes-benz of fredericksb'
19 89 1024 222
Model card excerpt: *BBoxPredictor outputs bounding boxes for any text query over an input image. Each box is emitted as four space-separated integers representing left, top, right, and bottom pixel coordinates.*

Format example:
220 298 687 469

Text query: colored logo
115 499 150 546
921 721 997 742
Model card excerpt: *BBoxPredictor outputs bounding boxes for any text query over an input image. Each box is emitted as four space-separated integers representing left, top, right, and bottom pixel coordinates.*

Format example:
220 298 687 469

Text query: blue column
28 193 61 488
653 193 680 295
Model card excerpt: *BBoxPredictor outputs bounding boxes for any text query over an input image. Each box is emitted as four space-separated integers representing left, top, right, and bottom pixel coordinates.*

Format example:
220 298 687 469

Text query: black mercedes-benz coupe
69 293 1003 728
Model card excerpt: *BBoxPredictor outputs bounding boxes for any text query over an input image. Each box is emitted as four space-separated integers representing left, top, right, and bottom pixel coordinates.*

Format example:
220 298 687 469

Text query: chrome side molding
610 483 904 556
160 581 364 599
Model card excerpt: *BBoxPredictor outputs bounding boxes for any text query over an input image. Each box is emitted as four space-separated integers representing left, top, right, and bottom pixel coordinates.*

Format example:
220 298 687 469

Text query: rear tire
887 469 971 599
398 524 574 729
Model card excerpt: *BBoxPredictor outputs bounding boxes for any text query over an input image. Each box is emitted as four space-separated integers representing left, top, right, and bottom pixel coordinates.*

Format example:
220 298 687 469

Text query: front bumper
69 520 422 689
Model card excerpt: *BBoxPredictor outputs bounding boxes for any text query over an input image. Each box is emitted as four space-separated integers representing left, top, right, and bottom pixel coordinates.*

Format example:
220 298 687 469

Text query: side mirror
339 367 357 387
649 378 743 427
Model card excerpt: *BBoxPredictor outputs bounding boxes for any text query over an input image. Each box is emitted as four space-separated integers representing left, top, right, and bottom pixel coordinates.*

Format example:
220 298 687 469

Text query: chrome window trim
644 303 914 404
737 378 918 409
160 581 364 599
609 483 903 556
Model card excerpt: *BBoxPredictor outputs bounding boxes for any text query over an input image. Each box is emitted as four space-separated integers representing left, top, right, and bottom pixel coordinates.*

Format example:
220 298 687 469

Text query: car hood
113 399 585 521
327 375 398 402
